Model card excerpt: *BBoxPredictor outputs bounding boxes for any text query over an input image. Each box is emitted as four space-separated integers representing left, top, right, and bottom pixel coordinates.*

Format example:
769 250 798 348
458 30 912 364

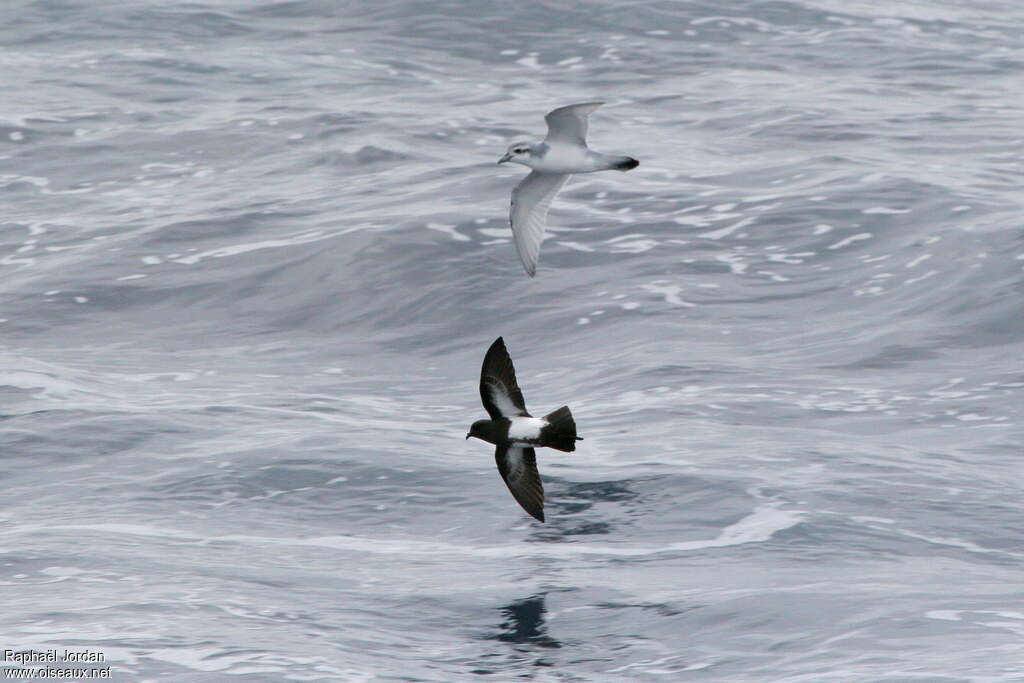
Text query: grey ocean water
2 0 1023 680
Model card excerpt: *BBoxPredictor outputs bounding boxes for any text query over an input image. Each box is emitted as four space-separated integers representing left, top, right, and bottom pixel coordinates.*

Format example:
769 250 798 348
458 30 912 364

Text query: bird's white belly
532 145 598 174
507 417 547 442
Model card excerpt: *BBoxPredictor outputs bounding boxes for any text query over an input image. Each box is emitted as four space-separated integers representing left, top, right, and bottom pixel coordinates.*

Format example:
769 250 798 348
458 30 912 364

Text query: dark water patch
485 593 561 649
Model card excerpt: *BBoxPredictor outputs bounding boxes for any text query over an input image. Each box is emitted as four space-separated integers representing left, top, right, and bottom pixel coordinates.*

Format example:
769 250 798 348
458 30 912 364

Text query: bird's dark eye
515 147 526 153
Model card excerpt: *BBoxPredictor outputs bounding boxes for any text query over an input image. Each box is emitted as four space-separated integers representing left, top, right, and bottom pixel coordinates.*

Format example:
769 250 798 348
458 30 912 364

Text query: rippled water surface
2 1 1023 680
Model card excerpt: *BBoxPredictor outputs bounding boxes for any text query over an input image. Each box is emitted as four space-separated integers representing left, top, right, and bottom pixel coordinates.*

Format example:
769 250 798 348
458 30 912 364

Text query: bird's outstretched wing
544 101 605 146
495 446 544 522
510 171 569 277
480 337 529 420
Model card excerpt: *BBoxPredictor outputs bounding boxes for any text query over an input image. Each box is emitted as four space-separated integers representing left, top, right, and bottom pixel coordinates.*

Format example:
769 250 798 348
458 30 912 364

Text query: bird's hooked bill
465 433 471 439
497 153 512 164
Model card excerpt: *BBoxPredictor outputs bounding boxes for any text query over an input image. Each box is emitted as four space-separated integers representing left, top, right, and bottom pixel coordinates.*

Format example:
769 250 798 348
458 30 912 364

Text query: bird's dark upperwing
480 337 529 419
495 446 544 522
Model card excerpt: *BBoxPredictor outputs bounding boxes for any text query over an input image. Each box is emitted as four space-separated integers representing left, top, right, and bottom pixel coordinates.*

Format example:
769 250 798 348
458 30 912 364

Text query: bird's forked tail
540 406 582 452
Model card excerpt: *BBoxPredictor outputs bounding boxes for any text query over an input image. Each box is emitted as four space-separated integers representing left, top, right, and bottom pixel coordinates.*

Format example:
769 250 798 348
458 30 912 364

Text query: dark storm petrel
466 337 582 523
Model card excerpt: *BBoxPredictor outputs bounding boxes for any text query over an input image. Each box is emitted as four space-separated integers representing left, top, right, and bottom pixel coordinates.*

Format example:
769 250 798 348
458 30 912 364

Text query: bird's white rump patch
507 416 547 442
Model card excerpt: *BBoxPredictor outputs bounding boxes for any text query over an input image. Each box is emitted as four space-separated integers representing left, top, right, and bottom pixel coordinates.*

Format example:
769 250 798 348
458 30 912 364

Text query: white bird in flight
497 102 639 277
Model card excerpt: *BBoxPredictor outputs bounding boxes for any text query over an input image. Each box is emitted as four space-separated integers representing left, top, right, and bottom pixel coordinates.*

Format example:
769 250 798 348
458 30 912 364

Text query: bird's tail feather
611 156 639 171
540 406 581 452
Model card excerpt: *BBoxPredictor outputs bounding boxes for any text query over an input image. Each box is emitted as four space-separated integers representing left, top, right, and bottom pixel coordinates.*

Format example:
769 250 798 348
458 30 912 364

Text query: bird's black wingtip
616 157 640 171
485 337 508 359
